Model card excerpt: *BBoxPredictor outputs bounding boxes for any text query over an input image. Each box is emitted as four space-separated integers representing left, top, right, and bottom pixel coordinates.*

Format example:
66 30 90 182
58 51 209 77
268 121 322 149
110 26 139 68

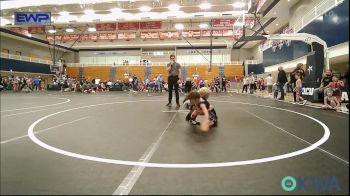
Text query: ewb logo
15 12 51 25
281 176 341 192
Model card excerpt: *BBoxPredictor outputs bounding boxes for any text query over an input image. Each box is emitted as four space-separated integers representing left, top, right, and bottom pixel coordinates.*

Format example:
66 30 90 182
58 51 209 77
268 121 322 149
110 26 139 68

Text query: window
15 51 22 60
2 49 9 58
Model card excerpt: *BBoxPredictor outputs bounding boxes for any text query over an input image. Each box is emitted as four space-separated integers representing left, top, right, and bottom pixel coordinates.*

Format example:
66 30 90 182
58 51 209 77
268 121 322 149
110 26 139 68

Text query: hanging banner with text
212 19 236 27
118 22 139 30
96 23 117 31
28 26 46 34
140 21 162 29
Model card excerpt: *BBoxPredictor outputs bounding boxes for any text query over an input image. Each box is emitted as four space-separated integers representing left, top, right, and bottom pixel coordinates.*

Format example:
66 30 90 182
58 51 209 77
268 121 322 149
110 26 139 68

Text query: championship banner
118 32 136 39
201 30 223 36
222 29 233 36
96 23 117 31
140 21 161 29
107 33 117 39
118 22 139 30
10 27 29 36
28 26 45 34
212 19 236 27
140 32 159 39
80 34 90 41
98 33 118 40
159 31 179 39
244 15 257 28
89 34 98 40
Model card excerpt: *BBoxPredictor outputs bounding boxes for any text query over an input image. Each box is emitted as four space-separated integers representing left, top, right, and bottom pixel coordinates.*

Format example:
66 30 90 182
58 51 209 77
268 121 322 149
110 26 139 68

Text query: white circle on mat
27 99 330 168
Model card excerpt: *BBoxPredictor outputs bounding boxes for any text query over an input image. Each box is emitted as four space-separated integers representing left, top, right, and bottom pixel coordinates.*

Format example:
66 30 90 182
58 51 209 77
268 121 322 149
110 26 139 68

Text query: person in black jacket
277 66 288 100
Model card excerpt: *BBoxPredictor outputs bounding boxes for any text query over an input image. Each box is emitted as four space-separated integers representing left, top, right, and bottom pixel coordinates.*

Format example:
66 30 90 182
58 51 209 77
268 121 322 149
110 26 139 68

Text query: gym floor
0 91 349 195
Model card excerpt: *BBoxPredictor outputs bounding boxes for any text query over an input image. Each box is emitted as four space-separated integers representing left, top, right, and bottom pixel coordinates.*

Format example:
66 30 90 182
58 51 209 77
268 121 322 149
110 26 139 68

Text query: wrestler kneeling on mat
183 88 218 132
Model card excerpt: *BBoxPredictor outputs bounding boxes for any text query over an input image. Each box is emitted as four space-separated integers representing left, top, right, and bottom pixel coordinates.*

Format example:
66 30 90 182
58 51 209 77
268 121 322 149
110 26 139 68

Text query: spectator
290 63 305 103
221 76 227 92
266 74 273 95
249 73 255 94
156 74 163 92
326 75 344 102
184 77 192 93
294 73 307 105
277 66 288 100
242 76 248 93
313 69 333 102
322 89 340 110
273 82 278 99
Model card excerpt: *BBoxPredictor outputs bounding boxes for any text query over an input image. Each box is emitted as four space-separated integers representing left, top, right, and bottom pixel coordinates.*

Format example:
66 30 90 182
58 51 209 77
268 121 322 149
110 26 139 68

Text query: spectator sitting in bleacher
313 69 333 102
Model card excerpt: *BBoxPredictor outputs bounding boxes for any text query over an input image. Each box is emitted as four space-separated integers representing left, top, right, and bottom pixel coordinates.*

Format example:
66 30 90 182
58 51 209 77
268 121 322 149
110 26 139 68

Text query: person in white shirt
242 76 248 93
249 73 255 94
266 74 273 95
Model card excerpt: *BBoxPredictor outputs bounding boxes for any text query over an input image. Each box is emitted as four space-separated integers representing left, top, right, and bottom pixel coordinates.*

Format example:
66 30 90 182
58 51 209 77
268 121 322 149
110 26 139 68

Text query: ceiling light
233 2 245 8
199 2 212 10
88 27 96 32
59 11 69 16
199 23 208 29
66 28 74 32
84 9 95 15
276 23 279 26
168 4 180 11
11 15 14 18
110 8 122 13
174 23 184 30
48 29 56 33
139 6 151 12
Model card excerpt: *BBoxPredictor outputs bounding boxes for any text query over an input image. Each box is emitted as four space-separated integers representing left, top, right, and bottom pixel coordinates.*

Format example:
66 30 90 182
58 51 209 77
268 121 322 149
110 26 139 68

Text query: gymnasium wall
0 34 76 63
66 64 243 82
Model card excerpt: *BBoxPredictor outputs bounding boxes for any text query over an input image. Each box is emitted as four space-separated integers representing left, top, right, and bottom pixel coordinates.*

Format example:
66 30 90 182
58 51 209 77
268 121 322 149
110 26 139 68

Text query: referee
166 54 182 108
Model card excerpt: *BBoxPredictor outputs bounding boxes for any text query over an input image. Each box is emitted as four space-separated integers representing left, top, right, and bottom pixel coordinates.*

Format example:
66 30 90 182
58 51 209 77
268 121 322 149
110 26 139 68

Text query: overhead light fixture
59 11 69 16
66 28 74 32
233 2 245 8
84 9 95 15
48 29 56 33
11 15 14 18
276 23 279 26
174 23 184 30
199 23 208 29
199 2 212 10
139 6 151 12
168 4 180 11
88 27 96 32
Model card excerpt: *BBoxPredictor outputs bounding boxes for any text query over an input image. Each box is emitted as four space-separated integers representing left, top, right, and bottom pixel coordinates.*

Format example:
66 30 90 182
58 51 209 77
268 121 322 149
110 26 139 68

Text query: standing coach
166 54 182 108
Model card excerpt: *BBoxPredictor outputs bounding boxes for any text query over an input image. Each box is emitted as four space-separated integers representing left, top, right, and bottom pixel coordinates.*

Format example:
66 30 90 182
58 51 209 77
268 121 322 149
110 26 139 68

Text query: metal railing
66 61 243 67
1 52 244 67
293 0 344 33
0 52 53 65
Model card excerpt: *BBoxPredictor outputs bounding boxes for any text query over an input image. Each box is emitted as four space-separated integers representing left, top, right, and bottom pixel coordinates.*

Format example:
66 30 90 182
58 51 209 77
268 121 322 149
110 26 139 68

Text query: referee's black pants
168 75 180 104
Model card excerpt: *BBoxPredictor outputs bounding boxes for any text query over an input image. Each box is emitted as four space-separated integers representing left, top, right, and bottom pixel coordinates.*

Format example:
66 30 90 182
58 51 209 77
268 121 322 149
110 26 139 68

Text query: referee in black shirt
166 54 182 108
